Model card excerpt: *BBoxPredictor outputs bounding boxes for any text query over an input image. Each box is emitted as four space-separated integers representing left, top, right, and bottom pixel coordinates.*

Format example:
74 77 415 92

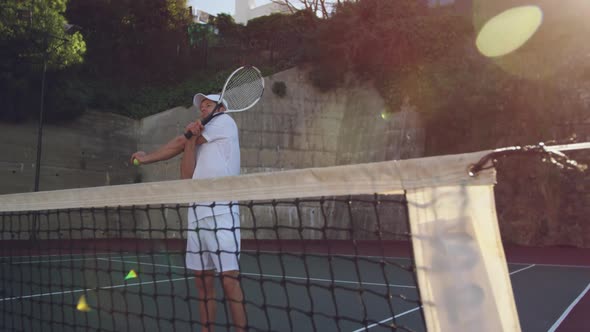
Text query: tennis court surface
1 243 589 331
1 151 589 331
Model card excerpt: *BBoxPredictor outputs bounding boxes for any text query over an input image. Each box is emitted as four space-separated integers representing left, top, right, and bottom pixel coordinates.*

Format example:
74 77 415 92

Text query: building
188 6 214 24
428 0 471 13
235 0 291 25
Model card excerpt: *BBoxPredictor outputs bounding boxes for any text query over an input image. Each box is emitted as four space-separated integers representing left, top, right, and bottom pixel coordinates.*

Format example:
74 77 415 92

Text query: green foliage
2 0 293 123
245 10 319 67
296 0 580 156
44 70 92 123
0 0 86 69
303 0 472 86
86 68 234 119
247 13 288 38
66 0 192 84
85 65 280 119
212 13 243 44
188 23 219 47
0 0 570 137
0 0 87 122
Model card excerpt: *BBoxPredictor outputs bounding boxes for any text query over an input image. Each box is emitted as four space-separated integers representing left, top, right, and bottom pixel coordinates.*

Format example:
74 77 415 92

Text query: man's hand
130 151 148 165
185 121 204 139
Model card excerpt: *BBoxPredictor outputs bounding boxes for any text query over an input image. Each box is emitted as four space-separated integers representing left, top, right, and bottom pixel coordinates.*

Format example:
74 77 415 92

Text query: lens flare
476 6 543 57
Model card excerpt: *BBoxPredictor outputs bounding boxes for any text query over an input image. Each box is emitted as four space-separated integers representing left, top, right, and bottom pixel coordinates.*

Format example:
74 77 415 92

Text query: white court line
243 249 412 261
245 249 590 268
11 257 96 264
351 306 422 332
6 253 171 265
240 272 416 289
0 252 114 260
547 282 590 332
509 264 535 275
357 263 537 331
98 258 186 270
103 258 416 289
11 254 411 289
5 251 588 268
0 276 195 302
1 254 416 302
509 262 590 269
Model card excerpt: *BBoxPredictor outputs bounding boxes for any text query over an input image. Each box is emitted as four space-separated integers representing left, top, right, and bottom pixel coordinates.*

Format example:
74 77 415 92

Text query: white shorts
186 213 240 272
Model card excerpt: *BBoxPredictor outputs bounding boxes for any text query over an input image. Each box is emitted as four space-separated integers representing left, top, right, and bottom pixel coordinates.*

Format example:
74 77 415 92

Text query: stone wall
0 111 138 195
134 68 424 241
6 67 587 247
0 67 423 242
137 68 424 177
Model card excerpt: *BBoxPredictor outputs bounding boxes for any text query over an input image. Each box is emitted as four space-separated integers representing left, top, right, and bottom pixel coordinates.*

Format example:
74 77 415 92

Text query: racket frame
184 66 264 139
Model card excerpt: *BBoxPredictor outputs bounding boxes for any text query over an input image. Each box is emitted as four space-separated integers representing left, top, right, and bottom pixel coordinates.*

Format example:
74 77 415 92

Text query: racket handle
183 111 218 139
183 115 208 139
184 104 223 139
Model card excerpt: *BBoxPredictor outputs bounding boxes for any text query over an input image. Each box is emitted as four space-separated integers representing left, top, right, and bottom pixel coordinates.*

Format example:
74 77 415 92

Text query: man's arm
180 121 207 179
131 135 187 165
180 135 207 179
130 121 205 166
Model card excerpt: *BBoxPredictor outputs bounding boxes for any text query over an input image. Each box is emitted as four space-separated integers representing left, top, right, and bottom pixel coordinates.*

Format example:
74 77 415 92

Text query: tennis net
0 151 520 332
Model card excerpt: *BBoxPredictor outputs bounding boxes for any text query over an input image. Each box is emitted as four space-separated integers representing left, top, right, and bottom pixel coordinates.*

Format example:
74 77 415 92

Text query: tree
0 0 86 68
66 0 192 83
244 10 318 67
300 0 473 88
272 0 357 18
212 13 243 46
0 0 86 121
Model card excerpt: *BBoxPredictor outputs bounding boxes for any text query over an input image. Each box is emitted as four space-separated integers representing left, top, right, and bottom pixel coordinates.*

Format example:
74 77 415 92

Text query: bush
44 73 92 123
84 68 235 119
271 81 287 97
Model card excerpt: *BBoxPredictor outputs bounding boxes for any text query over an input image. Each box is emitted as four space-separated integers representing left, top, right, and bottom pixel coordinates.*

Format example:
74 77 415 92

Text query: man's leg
221 271 247 332
195 270 216 332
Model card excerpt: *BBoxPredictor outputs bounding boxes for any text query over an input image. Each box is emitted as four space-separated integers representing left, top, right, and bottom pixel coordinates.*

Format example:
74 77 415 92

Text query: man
131 93 246 332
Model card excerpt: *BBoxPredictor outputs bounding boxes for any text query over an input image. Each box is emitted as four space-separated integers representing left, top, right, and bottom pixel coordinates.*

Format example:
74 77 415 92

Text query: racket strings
224 68 264 111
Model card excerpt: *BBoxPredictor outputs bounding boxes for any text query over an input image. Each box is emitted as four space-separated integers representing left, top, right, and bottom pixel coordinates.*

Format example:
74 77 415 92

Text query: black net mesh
0 194 425 331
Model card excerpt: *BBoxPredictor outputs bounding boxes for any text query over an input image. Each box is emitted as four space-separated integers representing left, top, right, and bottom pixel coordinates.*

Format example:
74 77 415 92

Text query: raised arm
130 135 187 165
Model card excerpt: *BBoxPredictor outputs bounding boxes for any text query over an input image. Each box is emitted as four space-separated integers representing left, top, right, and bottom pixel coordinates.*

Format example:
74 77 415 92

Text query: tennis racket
184 65 265 139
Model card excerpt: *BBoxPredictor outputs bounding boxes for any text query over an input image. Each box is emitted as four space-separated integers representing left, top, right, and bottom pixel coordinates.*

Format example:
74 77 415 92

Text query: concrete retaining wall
0 67 424 242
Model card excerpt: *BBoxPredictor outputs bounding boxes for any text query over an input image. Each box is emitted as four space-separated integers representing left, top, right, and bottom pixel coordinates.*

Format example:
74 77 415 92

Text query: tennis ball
133 159 140 166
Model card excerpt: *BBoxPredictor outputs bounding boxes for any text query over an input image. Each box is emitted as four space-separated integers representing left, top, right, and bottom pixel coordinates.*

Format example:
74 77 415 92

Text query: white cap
193 93 228 110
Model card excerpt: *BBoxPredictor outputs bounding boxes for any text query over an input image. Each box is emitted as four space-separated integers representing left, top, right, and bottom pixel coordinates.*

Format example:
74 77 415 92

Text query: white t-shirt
188 113 240 222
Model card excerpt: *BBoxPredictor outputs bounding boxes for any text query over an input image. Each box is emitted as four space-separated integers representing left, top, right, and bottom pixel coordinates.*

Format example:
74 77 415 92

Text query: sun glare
476 6 543 57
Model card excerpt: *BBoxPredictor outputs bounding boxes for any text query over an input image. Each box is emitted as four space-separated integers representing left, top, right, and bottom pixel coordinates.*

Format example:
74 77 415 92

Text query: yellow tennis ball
133 159 140 166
